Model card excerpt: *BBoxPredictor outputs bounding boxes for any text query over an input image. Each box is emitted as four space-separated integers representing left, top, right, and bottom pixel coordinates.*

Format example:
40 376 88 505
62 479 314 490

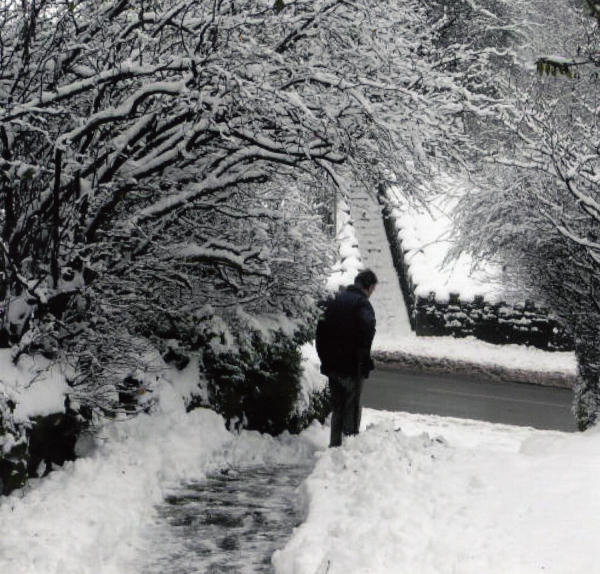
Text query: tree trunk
51 149 62 288
573 313 600 431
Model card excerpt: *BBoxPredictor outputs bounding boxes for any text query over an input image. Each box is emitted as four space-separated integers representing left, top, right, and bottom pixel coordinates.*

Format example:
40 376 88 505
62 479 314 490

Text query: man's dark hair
354 269 378 290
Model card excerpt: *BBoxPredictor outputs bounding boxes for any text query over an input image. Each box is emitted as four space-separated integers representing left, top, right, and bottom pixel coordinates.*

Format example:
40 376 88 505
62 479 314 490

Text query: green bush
287 386 331 435
202 328 307 435
0 398 29 495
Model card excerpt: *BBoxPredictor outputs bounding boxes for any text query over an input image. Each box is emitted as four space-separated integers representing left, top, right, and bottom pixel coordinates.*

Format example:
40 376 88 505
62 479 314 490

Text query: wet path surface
140 464 312 574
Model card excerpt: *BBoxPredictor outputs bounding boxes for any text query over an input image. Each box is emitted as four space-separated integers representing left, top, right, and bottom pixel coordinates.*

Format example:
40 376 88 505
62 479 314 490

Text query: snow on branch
540 208 600 265
2 60 192 122
58 79 189 145
562 177 600 222
0 0 504 370
166 241 269 277
132 170 267 224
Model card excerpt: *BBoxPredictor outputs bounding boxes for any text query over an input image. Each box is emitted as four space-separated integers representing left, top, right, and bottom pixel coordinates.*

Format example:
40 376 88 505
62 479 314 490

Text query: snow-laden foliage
0 391 28 494
0 0 496 419
450 0 600 429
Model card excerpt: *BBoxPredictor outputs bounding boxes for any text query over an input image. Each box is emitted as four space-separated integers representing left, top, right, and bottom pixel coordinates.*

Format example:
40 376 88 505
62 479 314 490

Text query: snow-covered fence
380 193 572 351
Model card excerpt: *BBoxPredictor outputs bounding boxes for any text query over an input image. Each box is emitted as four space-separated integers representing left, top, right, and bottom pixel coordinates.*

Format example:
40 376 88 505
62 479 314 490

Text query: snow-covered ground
375 335 576 378
0 343 596 574
274 407 600 574
386 179 504 303
0 357 325 574
0 173 583 574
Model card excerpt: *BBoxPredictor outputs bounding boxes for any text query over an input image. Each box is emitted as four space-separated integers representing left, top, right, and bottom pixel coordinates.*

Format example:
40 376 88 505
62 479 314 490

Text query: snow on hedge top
326 200 363 292
0 349 69 422
388 180 503 303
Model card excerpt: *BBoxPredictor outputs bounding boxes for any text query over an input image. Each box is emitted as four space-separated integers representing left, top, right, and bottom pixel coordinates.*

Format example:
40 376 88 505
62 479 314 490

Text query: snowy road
363 366 576 432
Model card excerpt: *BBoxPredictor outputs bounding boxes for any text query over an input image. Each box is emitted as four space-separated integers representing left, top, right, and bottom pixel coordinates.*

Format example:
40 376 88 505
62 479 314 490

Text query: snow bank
0 348 592 574
374 334 576 376
274 409 600 574
0 349 69 422
0 383 328 574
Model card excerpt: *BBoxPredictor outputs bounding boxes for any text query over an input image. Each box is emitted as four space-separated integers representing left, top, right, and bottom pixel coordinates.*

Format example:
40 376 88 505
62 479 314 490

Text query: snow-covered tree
0 0 495 418
451 0 600 429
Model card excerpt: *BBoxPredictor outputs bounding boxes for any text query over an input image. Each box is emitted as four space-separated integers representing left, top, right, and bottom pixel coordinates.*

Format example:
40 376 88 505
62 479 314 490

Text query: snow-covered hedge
0 329 330 496
0 351 81 494
325 200 364 292
199 309 316 435
380 186 571 350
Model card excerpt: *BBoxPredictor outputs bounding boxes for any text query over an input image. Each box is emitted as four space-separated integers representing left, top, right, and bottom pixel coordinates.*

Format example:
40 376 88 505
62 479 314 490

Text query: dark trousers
328 375 365 447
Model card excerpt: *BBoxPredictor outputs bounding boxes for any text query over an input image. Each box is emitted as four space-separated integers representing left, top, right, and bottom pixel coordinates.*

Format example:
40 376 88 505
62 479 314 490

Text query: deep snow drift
274 408 600 574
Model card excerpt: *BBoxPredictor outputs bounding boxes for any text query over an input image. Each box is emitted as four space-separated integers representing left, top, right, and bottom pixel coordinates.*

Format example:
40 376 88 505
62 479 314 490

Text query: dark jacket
316 285 376 379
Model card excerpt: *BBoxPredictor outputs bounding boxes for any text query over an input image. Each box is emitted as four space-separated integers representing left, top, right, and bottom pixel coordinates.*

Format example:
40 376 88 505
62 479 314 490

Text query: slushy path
139 464 312 574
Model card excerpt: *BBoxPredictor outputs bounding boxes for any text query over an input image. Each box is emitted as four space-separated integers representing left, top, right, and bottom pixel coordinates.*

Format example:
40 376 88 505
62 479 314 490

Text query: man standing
316 269 378 447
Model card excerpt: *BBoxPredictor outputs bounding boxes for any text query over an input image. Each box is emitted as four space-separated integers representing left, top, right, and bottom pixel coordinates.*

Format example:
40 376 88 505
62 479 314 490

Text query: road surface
362 366 577 432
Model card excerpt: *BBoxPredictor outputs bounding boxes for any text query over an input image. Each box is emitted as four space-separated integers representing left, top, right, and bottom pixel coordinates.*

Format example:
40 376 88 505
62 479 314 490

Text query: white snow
386 181 504 303
348 185 414 344
326 200 365 292
273 408 600 574
0 292 588 574
0 348 595 574
375 335 576 376
295 343 329 415
0 377 325 574
0 349 70 422
0 172 585 574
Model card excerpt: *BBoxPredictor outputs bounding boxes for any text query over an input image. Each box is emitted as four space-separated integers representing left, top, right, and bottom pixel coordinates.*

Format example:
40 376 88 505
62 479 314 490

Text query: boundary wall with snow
380 194 572 352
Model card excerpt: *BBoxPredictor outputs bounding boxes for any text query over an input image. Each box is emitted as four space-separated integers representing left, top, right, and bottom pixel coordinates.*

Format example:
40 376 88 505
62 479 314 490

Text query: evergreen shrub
287 386 331 434
202 327 309 435
0 398 28 495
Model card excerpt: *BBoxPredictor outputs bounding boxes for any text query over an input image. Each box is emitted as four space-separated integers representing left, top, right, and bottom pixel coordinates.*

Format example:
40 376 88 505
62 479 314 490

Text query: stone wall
381 204 572 351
